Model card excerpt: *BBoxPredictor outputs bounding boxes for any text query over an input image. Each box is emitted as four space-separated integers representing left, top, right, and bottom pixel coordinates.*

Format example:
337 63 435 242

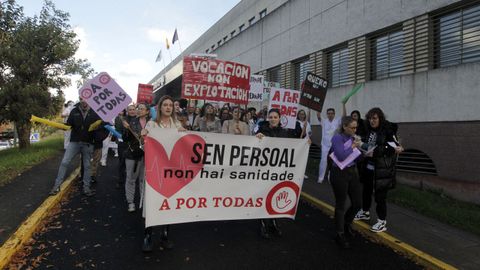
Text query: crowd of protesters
49 95 403 251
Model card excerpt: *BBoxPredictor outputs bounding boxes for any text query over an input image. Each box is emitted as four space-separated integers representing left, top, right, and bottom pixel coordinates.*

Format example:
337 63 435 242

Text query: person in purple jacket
329 116 362 249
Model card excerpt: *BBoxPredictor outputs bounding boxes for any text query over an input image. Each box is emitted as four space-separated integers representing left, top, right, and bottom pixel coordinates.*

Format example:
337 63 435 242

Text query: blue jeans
53 142 93 191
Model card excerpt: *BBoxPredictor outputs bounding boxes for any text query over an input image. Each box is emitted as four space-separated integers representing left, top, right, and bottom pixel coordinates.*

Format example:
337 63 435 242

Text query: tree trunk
16 120 31 149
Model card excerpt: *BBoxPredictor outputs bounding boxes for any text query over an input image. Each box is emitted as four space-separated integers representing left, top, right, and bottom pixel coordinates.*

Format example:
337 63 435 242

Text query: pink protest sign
79 72 132 121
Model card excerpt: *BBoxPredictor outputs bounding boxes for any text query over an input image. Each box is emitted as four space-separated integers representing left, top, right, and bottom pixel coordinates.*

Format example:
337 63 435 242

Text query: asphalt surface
7 155 422 270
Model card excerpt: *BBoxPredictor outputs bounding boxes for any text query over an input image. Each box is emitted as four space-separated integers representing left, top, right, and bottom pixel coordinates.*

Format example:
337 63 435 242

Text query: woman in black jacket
354 108 404 233
255 108 293 238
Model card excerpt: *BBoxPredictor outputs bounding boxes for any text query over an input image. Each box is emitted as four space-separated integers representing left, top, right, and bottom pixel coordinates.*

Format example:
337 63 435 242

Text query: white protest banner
248 75 264 102
144 129 310 227
79 72 132 121
268 87 300 129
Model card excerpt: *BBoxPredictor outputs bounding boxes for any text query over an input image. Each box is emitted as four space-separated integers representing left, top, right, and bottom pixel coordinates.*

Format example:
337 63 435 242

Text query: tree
0 0 93 148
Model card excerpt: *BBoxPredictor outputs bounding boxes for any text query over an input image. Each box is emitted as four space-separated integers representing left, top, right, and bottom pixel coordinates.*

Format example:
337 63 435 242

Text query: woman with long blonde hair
140 95 184 252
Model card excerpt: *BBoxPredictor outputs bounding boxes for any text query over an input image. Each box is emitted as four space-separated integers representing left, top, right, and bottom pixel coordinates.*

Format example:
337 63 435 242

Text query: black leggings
361 169 388 220
330 166 362 233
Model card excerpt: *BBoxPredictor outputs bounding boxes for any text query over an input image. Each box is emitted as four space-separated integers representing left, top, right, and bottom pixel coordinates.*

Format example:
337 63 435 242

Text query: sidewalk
301 178 480 270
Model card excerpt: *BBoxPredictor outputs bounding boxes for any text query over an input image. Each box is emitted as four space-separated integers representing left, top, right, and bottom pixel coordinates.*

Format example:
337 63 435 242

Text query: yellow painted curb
300 192 458 270
0 166 80 270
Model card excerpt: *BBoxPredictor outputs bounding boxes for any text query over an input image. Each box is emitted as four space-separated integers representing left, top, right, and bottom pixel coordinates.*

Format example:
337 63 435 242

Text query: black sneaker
335 233 351 249
90 176 96 184
142 234 153 252
49 187 60 196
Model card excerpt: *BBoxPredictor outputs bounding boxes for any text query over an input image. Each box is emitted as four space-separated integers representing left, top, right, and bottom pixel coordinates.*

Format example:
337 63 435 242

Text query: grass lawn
0 133 63 186
388 184 480 237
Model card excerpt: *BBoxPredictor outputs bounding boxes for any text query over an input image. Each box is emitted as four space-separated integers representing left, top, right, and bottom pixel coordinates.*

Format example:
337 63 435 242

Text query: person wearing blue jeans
52 142 94 195
49 98 100 196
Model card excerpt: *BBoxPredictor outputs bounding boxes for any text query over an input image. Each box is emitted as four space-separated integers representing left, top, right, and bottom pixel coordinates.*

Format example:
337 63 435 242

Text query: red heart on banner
144 134 205 198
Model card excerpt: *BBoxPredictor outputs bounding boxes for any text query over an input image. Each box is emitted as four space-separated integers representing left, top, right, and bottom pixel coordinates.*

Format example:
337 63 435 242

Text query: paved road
14 156 421 270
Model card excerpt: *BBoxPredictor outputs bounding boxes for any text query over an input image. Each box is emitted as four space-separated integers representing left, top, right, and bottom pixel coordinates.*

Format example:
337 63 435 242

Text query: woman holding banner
222 106 249 135
141 95 185 253
329 116 362 249
255 108 291 238
197 103 222 133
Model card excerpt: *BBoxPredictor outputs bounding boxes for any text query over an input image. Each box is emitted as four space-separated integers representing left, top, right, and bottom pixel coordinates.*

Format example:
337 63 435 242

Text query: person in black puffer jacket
354 107 404 233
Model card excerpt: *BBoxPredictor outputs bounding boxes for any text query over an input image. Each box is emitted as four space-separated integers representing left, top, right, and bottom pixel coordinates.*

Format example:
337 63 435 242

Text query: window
218 40 222 47
370 29 404 80
268 66 281 83
293 58 311 90
259 9 267 19
434 3 480 68
239 24 245 32
327 46 349 87
223 36 228 43
211 44 215 51
249 16 256 26
205 49 209 54
231 30 236 38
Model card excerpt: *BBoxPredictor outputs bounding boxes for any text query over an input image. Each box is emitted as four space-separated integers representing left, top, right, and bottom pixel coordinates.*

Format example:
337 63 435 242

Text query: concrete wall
215 0 460 71
398 121 480 183
320 62 480 123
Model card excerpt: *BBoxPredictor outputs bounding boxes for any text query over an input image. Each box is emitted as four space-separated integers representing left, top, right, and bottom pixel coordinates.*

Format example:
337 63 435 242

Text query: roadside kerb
300 192 458 270
0 166 80 269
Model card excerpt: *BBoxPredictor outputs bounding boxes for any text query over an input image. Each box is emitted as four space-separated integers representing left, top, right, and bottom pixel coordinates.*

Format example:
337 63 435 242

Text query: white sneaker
354 210 370 221
128 203 135 212
114 153 119 157
370 219 387 233
304 175 309 180
100 161 107 167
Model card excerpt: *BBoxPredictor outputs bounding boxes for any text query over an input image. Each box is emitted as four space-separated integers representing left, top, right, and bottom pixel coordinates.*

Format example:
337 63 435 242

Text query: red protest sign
137 83 153 104
299 72 328 112
182 56 251 105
